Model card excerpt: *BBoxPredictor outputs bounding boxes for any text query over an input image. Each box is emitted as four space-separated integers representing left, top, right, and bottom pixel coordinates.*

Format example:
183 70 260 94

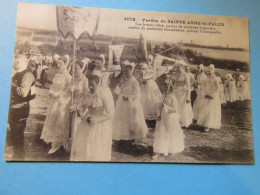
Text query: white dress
224 79 238 102
71 76 89 139
140 69 162 120
40 70 71 149
237 80 251 101
193 72 207 120
92 69 112 98
197 75 221 129
171 72 193 127
70 89 115 161
113 76 148 140
216 76 226 104
153 93 185 155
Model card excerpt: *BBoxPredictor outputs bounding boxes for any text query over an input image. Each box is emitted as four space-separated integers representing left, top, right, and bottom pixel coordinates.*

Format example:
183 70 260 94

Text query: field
10 70 253 163
9 32 253 163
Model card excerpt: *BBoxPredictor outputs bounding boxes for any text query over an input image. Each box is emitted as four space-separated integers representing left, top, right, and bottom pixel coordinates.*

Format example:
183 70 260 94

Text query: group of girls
223 73 251 103
40 53 188 161
40 52 250 161
192 64 250 132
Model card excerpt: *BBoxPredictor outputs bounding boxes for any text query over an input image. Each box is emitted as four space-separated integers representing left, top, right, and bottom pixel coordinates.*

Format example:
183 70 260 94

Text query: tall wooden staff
157 46 181 121
69 40 76 139
56 6 100 146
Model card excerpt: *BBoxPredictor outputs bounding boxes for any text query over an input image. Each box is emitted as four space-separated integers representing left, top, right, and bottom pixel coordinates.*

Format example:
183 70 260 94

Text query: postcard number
124 17 136 21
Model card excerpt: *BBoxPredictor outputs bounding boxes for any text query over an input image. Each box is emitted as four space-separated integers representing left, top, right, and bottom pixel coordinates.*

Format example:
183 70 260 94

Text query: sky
16 3 249 49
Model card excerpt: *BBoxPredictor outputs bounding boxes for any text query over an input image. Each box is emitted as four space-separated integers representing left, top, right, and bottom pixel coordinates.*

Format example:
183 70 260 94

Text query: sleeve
57 74 71 101
103 91 115 119
223 80 228 88
101 72 110 87
77 95 90 117
16 72 35 98
190 73 195 85
60 73 72 99
212 78 220 99
83 77 89 93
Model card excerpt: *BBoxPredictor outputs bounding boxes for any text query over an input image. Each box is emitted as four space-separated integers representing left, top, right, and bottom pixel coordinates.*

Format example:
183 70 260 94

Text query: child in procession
152 76 185 160
70 73 115 161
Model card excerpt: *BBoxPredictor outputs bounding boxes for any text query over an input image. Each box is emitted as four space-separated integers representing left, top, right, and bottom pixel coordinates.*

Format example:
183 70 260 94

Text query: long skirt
174 87 193 127
238 83 251 101
193 89 204 121
41 96 70 149
226 82 238 102
140 79 162 120
70 119 112 161
219 91 226 104
153 110 185 155
112 96 148 140
197 96 221 129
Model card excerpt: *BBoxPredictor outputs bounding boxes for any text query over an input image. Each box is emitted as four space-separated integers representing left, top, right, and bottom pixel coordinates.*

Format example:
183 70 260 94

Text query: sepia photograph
4 3 253 163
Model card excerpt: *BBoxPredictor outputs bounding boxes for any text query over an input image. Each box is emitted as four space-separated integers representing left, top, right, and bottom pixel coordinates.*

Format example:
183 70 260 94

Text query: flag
108 45 124 71
109 45 124 65
56 6 100 40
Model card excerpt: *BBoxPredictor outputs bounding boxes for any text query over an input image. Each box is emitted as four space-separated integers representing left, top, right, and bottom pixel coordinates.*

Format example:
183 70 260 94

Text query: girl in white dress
113 63 148 140
171 62 193 128
197 65 221 131
193 64 207 121
215 74 226 104
70 61 89 139
237 75 251 101
70 74 115 161
92 54 111 95
152 81 185 159
224 74 238 103
139 63 162 120
41 59 71 154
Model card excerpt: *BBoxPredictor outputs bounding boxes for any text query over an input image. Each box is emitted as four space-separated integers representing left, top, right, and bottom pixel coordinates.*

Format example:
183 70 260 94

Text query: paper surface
4 3 253 164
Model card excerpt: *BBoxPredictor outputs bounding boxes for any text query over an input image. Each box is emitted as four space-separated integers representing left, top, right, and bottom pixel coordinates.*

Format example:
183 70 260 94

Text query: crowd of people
6 50 251 161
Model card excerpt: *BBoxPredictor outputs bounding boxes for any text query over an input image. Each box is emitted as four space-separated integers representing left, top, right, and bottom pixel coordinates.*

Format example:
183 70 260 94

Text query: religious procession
4 5 253 163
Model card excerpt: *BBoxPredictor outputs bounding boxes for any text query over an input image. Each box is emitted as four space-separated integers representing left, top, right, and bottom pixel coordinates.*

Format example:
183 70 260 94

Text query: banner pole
69 39 76 140
72 39 76 105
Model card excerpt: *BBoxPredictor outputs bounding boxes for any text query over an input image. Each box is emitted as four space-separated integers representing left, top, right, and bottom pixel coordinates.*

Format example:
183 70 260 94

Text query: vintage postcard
4 3 253 163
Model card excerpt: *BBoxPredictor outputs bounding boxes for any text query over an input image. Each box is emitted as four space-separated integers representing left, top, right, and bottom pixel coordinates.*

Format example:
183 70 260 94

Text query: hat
226 74 233 80
198 64 204 71
176 59 187 66
209 64 215 73
147 55 154 62
238 74 245 80
53 54 60 61
64 55 70 61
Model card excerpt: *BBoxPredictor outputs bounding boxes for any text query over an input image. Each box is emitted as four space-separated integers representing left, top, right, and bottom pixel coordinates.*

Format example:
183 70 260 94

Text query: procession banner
4 3 253 164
